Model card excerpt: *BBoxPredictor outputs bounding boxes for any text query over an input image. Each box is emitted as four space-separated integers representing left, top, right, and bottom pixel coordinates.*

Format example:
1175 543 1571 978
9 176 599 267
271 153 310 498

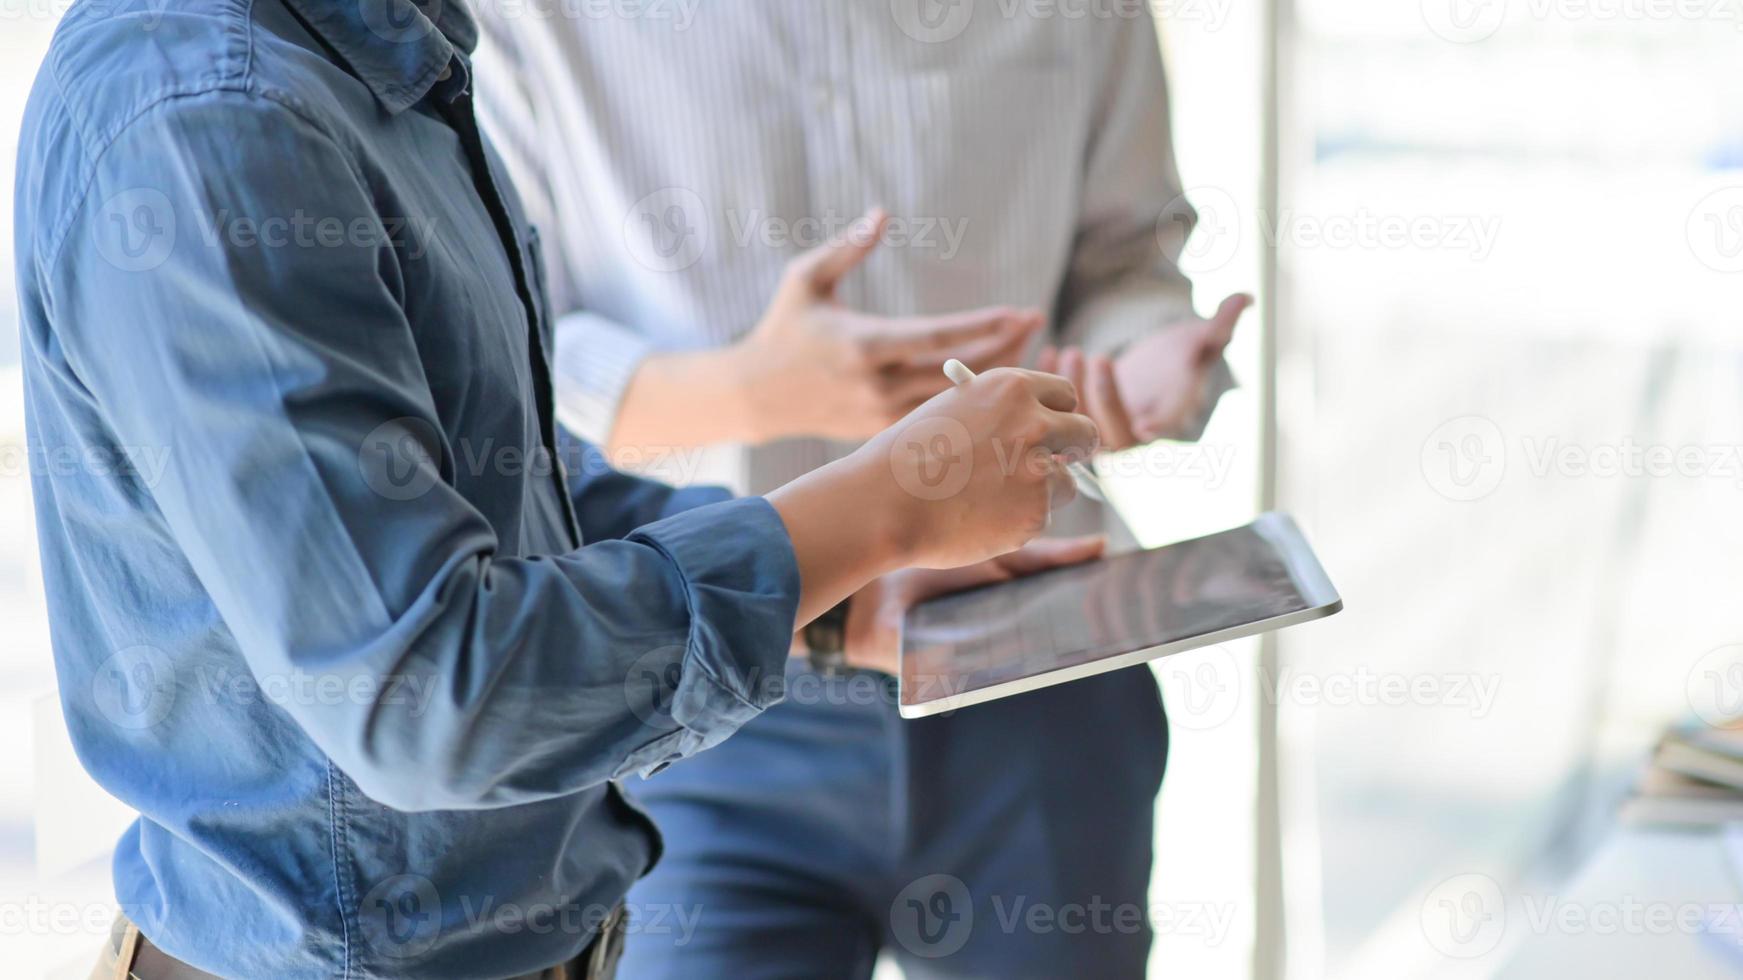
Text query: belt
93 905 628 980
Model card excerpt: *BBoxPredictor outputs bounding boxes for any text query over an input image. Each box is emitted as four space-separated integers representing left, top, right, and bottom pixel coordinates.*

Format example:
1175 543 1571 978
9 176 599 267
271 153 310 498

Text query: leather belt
93 905 628 980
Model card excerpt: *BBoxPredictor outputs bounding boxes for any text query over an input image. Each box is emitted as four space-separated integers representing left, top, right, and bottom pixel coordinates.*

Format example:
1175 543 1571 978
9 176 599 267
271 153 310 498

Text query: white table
1497 826 1743 979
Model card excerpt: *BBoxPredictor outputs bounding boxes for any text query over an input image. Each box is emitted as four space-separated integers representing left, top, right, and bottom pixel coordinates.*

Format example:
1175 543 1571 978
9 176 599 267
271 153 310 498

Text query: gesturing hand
1039 293 1251 451
737 209 1042 443
841 536 1109 675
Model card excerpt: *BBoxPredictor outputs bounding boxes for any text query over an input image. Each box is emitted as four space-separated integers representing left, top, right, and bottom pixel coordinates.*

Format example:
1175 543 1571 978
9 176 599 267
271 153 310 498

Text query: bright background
1277 3 1743 977
3 3 1742 978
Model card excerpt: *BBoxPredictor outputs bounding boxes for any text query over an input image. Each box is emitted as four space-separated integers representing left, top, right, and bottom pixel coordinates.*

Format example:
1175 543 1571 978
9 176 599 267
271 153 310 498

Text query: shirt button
437 64 453 82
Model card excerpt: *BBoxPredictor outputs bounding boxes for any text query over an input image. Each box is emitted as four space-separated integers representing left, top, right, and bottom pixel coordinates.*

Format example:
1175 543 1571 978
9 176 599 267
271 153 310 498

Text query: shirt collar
281 0 479 114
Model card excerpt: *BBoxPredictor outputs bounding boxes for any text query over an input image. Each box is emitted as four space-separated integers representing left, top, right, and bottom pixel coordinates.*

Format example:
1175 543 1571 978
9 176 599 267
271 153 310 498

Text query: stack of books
1622 723 1743 826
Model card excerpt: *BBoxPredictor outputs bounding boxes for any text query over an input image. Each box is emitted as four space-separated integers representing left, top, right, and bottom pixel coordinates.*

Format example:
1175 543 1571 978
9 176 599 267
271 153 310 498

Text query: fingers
1009 368 1080 413
1037 407 1100 457
853 307 1040 363
925 533 1107 597
931 315 1041 374
1034 347 1096 423
1034 345 1138 451
881 368 955 412
996 535 1109 576
864 311 1044 418
1085 353 1137 450
790 208 888 293
1057 346 1087 401
883 332 1035 410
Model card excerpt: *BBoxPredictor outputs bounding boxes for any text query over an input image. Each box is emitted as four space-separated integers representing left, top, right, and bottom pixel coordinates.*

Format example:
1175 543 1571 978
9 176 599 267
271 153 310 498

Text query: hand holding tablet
898 513 1342 717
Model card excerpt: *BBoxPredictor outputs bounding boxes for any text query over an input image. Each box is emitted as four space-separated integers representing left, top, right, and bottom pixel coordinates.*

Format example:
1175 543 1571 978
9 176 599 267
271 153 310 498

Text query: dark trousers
618 664 1169 979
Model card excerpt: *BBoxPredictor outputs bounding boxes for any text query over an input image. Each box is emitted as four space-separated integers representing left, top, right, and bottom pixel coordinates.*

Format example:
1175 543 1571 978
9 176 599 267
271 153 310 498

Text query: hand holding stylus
943 358 1106 502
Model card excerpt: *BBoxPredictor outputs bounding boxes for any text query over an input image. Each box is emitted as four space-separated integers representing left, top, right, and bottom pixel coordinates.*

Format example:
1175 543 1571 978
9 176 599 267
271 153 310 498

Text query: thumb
997 535 1109 577
791 208 888 295
915 535 1108 599
1200 293 1252 353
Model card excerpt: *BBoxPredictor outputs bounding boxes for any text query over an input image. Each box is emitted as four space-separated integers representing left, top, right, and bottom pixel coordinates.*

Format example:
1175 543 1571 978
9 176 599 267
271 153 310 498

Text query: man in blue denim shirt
14 1 1105 976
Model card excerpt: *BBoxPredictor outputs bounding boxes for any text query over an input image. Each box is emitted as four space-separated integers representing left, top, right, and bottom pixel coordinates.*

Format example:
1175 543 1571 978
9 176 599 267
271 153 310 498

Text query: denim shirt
13 0 800 976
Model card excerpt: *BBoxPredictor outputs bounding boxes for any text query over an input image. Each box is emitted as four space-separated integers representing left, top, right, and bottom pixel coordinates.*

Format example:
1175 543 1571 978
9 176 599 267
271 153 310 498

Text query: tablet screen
900 516 1339 712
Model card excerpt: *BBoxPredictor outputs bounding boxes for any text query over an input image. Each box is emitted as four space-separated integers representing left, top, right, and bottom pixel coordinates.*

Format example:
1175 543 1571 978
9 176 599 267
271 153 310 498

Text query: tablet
898 512 1342 718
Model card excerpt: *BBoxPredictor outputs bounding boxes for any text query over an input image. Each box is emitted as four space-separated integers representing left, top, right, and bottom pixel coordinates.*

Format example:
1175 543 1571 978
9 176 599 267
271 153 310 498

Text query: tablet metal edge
895 512 1343 720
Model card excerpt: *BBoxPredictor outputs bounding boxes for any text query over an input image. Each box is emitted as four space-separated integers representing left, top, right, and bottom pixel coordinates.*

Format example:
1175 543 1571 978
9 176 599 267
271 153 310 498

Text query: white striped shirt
474 0 1217 509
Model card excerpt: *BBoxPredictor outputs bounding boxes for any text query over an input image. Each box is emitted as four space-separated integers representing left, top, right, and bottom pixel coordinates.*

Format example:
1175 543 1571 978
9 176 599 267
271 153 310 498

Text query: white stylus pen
942 358 1105 502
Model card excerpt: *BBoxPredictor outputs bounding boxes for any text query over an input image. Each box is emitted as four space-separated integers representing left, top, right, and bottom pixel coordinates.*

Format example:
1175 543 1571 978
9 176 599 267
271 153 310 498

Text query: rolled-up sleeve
47 91 796 812
559 429 792 777
1056 15 1233 440
615 497 794 776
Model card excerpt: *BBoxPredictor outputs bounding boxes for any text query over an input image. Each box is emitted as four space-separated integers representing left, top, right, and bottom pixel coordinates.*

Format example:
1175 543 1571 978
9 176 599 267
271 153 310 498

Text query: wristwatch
802 598 852 678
